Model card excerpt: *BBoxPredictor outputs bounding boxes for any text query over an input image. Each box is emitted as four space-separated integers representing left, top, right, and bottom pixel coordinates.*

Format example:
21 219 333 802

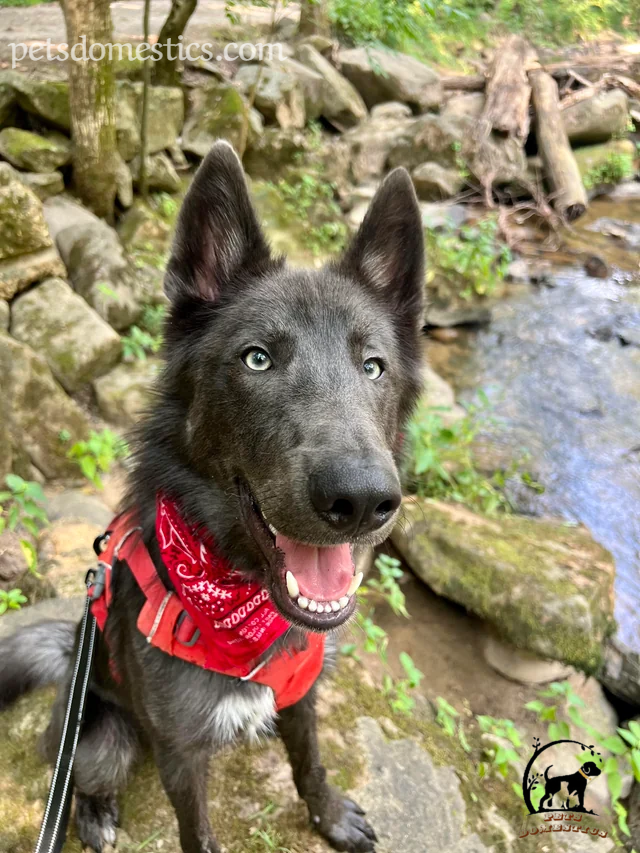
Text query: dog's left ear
164 140 271 303
338 168 424 320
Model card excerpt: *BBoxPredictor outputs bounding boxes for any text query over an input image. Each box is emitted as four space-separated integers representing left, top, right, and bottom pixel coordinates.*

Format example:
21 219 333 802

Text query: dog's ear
164 141 270 303
338 167 424 319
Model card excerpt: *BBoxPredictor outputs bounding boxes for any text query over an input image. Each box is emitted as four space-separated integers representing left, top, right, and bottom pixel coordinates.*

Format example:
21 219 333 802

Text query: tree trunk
61 0 117 220
298 0 330 37
529 69 588 222
154 0 198 87
139 0 152 199
478 36 536 142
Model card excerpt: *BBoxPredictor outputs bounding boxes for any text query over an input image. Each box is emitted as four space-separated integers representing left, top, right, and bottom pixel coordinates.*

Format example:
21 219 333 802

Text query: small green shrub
329 0 438 47
496 0 627 44
0 588 27 615
0 474 48 537
582 152 635 190
66 429 129 489
267 175 348 256
426 216 512 301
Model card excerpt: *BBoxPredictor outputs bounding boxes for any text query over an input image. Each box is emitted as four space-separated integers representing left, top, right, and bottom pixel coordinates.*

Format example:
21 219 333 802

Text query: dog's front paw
309 792 377 852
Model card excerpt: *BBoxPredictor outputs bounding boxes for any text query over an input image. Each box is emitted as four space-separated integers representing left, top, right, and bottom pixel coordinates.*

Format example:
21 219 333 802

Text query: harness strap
34 572 97 853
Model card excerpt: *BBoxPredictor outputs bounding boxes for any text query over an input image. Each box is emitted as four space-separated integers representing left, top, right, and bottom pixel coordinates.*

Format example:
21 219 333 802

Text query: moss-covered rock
0 128 72 173
116 82 185 161
0 298 8 333
93 359 161 426
235 64 306 130
573 139 636 187
391 498 616 674
182 81 263 159
0 163 52 262
11 277 122 393
294 45 367 132
8 75 71 131
563 88 629 145
129 151 181 193
412 161 465 200
15 170 64 201
0 335 91 479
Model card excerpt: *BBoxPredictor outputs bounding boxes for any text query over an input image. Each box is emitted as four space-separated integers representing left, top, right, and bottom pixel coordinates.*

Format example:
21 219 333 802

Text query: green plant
0 474 48 537
434 696 472 752
66 429 129 489
0 588 27 615
246 803 292 852
122 324 163 362
496 0 627 45
152 191 179 221
329 0 442 48
476 715 523 779
268 175 347 255
358 553 408 618
426 216 512 301
582 152 635 190
383 652 424 713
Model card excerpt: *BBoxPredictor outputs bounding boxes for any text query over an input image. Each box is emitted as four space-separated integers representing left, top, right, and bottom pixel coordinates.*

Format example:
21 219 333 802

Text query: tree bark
529 69 588 222
442 74 485 92
61 0 117 220
154 0 198 87
298 0 330 37
139 0 152 199
478 36 536 142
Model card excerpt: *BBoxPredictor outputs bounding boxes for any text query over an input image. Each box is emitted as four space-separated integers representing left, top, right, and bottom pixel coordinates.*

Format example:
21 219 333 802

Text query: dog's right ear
164 141 271 303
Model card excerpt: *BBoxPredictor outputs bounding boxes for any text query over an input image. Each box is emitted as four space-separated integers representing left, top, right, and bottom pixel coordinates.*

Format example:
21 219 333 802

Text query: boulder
182 81 262 158
387 113 471 171
0 531 27 587
129 152 181 193
43 196 141 330
15 170 64 201
8 75 71 131
271 57 325 121
11 277 122 392
0 78 16 127
93 359 161 426
392 498 616 673
344 109 416 184
0 335 91 479
442 92 485 121
562 89 630 145
0 128 72 173
114 152 133 208
412 162 464 200
243 127 312 181
235 64 306 129
573 138 636 183
338 47 442 112
0 299 8 332
294 44 367 131
0 165 65 299
116 82 184 160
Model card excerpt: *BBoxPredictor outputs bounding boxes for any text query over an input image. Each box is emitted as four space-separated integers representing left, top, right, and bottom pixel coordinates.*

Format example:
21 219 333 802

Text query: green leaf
607 770 622 803
601 735 628 755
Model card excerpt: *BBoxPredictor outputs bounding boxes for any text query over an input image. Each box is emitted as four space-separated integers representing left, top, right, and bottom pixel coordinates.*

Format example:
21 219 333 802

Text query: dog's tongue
275 534 354 600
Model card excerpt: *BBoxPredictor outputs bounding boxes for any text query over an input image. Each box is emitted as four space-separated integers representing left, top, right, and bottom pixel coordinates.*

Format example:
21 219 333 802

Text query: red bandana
156 493 291 674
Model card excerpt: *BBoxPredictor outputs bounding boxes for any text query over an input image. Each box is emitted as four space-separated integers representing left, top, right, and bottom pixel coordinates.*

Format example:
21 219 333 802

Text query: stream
427 191 640 702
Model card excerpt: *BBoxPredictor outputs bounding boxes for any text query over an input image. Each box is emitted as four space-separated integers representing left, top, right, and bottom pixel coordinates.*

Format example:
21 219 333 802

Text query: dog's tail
0 621 76 710
544 765 553 781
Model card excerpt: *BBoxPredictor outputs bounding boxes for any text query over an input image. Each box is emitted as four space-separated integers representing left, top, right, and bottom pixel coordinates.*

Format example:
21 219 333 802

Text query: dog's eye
363 358 383 380
243 348 272 372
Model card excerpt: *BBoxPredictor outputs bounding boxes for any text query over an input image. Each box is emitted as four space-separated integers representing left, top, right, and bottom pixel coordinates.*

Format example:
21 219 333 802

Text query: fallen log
478 35 537 141
529 69 588 222
442 74 485 92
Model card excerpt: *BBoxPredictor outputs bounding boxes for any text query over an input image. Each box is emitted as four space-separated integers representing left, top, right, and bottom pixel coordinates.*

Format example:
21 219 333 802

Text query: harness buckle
174 611 201 647
87 562 108 600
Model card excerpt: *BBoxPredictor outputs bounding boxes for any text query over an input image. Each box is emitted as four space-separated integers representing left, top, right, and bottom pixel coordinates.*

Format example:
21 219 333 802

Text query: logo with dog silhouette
523 736 602 815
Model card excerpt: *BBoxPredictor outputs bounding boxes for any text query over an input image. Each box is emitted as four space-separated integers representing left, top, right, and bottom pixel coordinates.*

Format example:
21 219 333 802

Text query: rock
182 81 262 158
0 335 91 479
114 152 133 209
0 596 85 641
443 93 485 121
0 299 8 332
563 89 630 145
116 82 185 159
483 634 574 684
348 196 469 233
0 246 66 301
392 498 616 673
294 44 367 131
0 77 16 127
420 366 465 424
10 277 122 392
412 161 464 200
93 359 161 426
271 56 325 121
244 127 312 181
43 196 141 330
370 101 413 121
15 170 64 201
338 47 442 112
44 488 112 527
129 152 181 193
235 64 306 129
298 34 334 57
387 113 470 171
0 163 53 262
10 76 71 131
425 291 493 328
0 531 28 586
39 518 105 598
0 128 72 173
602 639 640 706
344 110 416 184
573 138 636 183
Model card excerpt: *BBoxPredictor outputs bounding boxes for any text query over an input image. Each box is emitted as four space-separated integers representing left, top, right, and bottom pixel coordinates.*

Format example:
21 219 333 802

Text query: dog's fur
539 761 602 812
0 142 425 853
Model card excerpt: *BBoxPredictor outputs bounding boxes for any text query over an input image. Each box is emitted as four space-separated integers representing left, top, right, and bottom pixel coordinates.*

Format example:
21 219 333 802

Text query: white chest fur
209 685 277 744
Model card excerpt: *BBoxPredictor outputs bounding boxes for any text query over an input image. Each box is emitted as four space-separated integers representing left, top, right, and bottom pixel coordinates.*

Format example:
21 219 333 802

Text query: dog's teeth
268 523 277 535
330 600 340 612
347 572 363 597
286 571 299 598
298 596 309 609
339 596 350 609
308 600 318 612
316 603 324 613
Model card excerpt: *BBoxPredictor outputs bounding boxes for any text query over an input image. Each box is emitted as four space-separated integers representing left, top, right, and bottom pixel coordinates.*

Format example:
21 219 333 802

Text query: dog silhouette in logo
539 761 602 811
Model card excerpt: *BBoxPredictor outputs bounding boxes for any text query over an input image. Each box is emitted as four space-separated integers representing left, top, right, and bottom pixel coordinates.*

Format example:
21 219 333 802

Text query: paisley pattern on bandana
156 493 291 672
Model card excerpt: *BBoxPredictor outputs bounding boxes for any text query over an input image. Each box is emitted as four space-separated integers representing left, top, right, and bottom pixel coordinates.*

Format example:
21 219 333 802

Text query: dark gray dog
0 141 425 853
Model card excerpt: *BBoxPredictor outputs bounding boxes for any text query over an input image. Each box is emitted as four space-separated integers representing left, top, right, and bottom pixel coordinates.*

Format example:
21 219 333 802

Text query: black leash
34 570 98 853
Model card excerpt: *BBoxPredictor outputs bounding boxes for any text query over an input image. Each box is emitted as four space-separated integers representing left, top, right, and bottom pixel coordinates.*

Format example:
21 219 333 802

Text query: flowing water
427 193 640 697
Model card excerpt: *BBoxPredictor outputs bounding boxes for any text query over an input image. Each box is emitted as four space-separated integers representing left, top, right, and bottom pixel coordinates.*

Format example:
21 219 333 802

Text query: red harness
89 501 324 710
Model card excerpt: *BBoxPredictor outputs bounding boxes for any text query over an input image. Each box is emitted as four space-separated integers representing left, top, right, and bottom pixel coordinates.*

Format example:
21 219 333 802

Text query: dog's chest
206 684 277 744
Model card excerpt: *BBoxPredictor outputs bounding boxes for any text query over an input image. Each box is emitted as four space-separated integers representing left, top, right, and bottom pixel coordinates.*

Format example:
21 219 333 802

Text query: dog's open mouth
237 479 360 630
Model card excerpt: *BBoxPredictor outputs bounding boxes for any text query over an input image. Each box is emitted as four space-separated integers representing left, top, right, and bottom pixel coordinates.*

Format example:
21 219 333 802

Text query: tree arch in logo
522 737 603 815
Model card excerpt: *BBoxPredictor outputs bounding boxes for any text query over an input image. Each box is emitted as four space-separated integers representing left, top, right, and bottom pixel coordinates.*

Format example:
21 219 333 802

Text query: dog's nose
309 461 402 534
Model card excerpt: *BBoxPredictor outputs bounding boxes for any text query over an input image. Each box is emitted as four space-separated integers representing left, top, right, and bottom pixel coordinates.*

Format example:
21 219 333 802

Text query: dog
0 141 425 853
539 761 602 812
